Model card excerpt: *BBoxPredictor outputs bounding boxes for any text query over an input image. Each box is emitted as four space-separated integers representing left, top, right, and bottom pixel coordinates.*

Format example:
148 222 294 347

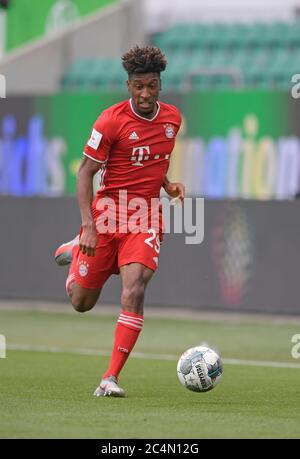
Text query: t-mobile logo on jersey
131 146 150 166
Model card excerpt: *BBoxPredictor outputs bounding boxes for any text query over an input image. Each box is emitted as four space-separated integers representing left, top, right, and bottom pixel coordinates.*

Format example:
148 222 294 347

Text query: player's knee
71 297 95 313
121 282 145 308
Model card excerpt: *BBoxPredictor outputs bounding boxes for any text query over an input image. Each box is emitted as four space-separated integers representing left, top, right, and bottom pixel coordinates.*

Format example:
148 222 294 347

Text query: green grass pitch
1 308 300 439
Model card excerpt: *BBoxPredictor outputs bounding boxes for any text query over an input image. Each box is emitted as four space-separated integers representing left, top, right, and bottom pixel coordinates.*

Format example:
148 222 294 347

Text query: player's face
127 73 161 119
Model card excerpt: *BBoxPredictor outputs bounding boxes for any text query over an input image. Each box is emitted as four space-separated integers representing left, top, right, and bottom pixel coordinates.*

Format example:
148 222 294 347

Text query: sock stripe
119 314 144 324
118 318 144 328
118 319 143 330
120 311 144 319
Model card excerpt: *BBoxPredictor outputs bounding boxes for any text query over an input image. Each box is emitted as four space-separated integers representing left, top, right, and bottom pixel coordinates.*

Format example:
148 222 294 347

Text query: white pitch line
223 358 300 369
6 343 300 369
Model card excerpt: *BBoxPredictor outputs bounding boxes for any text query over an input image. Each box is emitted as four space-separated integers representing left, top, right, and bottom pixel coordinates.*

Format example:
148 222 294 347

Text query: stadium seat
60 20 300 91
61 59 96 89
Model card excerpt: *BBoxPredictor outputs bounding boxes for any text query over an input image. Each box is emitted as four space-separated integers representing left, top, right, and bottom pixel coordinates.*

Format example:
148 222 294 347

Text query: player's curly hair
122 45 167 77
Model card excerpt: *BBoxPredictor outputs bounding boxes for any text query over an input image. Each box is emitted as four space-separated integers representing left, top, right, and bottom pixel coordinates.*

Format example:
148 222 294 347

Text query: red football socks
102 310 144 380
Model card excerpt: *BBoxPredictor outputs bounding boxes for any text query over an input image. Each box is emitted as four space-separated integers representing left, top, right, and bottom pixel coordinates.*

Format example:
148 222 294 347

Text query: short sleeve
83 110 115 163
168 105 182 136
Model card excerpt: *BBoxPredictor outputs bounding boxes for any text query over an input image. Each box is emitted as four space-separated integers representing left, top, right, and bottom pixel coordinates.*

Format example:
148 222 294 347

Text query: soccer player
55 45 185 397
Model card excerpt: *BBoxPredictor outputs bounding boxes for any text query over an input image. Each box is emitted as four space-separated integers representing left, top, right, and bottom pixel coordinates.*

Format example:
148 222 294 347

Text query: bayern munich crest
79 261 89 277
165 124 175 139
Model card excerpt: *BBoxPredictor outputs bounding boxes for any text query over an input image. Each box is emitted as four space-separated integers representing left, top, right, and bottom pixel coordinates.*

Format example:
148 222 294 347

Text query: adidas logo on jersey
129 131 139 140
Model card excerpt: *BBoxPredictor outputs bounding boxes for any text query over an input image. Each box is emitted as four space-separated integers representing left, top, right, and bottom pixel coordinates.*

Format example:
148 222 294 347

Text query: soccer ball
177 345 223 392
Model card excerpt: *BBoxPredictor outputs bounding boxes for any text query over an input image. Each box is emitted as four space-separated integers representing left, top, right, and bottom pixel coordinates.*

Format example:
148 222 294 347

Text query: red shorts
75 229 162 290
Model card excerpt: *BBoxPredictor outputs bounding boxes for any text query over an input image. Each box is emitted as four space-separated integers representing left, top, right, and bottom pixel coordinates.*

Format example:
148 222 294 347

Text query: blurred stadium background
1 0 300 313
1 0 300 439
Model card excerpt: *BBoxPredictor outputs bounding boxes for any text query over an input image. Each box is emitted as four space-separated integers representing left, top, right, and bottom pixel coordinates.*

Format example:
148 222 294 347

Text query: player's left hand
164 181 185 202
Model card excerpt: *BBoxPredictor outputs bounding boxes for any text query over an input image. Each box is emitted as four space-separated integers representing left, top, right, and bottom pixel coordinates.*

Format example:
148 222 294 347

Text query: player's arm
76 156 102 257
79 109 114 256
162 176 185 202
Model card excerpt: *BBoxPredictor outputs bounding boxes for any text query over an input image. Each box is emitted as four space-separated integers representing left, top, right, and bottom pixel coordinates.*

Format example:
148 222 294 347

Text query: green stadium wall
6 0 117 52
0 91 299 199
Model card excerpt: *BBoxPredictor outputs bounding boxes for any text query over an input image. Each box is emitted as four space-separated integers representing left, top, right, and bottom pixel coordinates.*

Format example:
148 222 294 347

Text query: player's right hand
79 223 97 257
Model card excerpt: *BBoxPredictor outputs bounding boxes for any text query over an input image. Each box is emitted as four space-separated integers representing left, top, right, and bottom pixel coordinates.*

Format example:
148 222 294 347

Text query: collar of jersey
129 98 160 122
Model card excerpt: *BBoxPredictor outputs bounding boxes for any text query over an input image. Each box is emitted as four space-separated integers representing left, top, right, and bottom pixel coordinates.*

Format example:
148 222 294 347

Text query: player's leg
100 230 160 381
94 262 154 397
67 281 102 313
55 235 101 311
59 233 118 313
95 228 161 397
120 262 154 315
64 245 102 312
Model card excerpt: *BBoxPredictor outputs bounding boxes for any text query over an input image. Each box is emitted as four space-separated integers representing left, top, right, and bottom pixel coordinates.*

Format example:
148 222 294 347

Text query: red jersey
83 98 181 202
